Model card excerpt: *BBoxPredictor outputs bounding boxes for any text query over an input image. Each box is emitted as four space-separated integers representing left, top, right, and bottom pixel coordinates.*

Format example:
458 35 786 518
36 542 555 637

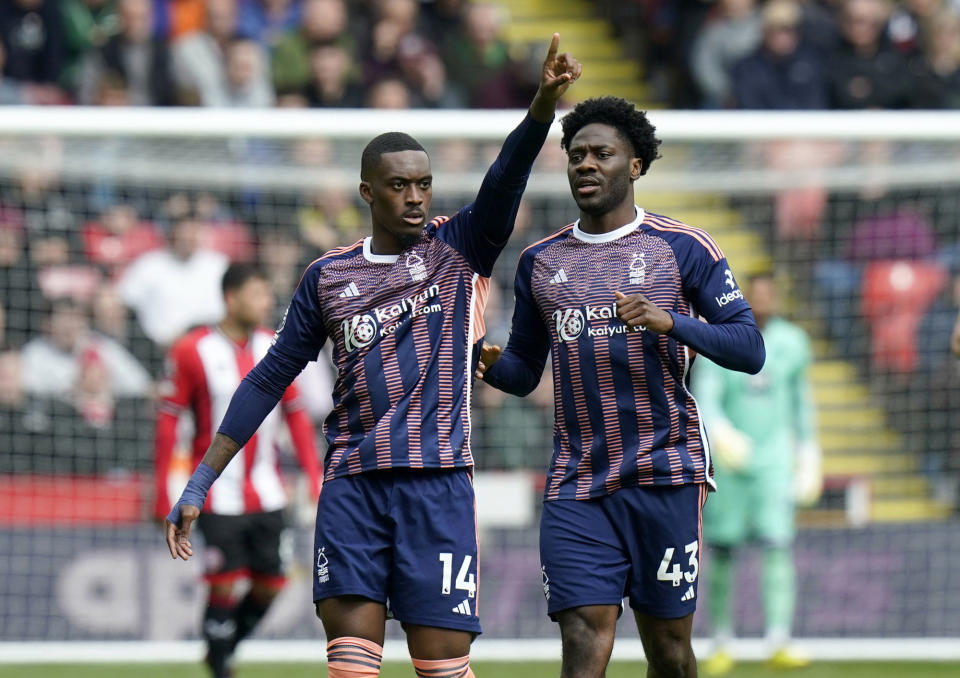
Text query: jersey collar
573 206 645 244
363 236 399 264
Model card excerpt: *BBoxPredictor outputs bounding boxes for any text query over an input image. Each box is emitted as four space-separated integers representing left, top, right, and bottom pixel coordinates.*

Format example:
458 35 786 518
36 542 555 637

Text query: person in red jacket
154 262 321 678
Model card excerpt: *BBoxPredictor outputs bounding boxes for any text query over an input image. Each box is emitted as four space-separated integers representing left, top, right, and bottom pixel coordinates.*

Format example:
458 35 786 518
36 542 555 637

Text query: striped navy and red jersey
273 221 490 479
217 113 552 481
153 326 321 517
484 207 759 500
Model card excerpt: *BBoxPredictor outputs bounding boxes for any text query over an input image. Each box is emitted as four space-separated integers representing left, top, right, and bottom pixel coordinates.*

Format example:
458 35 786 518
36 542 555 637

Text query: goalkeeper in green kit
693 272 821 676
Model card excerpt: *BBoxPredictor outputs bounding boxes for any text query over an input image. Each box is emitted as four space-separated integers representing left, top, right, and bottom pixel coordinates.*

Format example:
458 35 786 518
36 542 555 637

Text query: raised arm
440 34 581 276
165 263 328 560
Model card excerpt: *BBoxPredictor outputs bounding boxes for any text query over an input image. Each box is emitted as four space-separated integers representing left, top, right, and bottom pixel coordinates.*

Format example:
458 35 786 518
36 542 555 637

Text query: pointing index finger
545 33 560 62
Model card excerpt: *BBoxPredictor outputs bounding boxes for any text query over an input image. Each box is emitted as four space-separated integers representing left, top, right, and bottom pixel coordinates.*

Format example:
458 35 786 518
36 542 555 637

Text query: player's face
566 123 640 217
227 277 274 329
361 150 432 252
747 277 777 322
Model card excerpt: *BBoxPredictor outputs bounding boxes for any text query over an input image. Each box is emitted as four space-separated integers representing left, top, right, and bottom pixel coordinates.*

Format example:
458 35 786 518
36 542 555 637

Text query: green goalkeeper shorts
704 465 794 547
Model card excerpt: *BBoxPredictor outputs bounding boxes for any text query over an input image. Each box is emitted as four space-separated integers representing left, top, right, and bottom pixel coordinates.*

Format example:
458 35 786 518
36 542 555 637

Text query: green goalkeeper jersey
693 316 815 474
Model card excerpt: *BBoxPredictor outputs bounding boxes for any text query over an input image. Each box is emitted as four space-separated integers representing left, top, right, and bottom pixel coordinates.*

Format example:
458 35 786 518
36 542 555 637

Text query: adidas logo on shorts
681 585 695 602
451 599 471 615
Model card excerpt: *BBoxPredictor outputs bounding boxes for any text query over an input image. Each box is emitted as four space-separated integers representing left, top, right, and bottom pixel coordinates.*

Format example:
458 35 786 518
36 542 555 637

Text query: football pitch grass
2 662 959 678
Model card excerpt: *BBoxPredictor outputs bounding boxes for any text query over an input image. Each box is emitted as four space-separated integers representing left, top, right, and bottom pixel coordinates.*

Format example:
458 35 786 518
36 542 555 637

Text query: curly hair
560 97 662 176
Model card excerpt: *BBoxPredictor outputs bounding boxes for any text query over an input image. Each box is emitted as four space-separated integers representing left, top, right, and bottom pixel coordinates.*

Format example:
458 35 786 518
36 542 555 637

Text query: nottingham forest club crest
629 252 647 285
406 251 428 281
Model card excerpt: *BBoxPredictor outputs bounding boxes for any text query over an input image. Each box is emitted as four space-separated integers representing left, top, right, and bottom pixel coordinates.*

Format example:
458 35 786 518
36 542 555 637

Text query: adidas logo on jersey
681 585 695 602
339 282 360 298
452 599 472 615
550 269 568 284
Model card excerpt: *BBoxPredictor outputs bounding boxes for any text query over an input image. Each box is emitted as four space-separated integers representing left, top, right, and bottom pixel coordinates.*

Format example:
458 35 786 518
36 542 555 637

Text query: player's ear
358 181 374 205
630 158 642 181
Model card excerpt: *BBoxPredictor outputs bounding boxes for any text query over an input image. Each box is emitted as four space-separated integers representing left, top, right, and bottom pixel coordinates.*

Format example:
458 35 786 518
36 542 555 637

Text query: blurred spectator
906 10 960 108
171 0 244 106
153 0 207 41
845 209 937 263
691 0 762 108
271 0 352 94
422 0 464 36
222 37 275 107
0 348 38 470
828 0 911 109
366 75 412 108
238 0 302 47
296 186 362 251
733 0 828 109
118 211 228 345
61 0 120 93
77 0 176 106
0 207 38 346
888 0 944 55
0 39 26 104
82 203 164 275
443 2 532 108
21 297 150 397
0 0 65 88
303 42 363 107
796 0 843 54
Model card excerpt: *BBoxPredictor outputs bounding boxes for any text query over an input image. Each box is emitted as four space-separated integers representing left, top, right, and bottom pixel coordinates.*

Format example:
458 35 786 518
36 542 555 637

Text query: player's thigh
388 469 481 635
196 512 249 581
751 470 795 545
244 509 289 584
405 624 473 660
607 483 706 618
703 469 751 546
634 610 695 669
317 595 389 646
540 498 630 619
313 474 394 606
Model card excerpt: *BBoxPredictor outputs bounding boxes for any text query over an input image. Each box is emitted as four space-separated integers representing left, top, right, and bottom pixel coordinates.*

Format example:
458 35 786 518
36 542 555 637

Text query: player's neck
578 201 638 235
218 319 252 346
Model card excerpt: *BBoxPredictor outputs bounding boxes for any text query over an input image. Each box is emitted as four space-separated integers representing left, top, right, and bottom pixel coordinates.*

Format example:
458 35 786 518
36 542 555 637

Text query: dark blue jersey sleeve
436 113 552 277
482 250 550 396
664 234 764 374
218 262 328 444
667 307 765 374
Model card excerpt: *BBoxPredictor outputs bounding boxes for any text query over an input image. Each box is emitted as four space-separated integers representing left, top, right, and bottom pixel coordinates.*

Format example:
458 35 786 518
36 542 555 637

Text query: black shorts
197 510 288 583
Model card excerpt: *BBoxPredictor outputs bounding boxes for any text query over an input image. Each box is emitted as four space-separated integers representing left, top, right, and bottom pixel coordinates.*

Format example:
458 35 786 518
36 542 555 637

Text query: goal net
0 107 958 658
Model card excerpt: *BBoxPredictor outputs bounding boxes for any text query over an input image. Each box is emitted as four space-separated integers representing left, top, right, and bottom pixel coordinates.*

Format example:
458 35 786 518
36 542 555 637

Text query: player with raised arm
478 97 765 678
154 263 322 678
165 35 580 678
693 273 820 675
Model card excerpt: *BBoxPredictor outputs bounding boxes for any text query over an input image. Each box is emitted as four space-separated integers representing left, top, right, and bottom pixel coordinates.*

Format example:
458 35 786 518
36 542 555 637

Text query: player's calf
327 637 383 677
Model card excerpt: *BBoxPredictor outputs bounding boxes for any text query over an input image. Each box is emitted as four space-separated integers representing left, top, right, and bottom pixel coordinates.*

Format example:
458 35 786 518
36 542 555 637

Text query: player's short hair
360 132 427 180
222 262 267 295
560 97 662 176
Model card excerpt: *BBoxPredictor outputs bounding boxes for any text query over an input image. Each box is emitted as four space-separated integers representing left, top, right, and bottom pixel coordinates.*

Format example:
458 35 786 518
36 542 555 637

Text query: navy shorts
313 468 480 634
197 510 288 583
540 483 708 620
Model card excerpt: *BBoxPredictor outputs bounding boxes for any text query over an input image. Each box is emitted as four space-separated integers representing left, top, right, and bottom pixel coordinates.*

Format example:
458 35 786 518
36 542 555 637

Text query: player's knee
646 636 694 678
327 637 382 677
411 655 474 678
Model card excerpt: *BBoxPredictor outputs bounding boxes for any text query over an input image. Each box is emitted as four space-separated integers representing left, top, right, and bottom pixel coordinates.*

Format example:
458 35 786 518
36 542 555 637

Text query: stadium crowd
0 0 538 110
604 0 960 109
0 0 958 486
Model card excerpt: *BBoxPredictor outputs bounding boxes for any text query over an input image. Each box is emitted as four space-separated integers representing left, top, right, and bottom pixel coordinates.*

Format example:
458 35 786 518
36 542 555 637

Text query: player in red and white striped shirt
154 263 321 678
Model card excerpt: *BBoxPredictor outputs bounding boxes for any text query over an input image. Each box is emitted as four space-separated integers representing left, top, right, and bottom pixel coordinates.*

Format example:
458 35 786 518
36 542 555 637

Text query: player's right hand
475 342 502 380
165 504 199 561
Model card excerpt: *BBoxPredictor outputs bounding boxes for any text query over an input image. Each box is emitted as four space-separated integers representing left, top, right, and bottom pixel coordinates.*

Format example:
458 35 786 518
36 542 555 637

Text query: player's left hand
614 291 674 334
539 33 581 99
475 342 502 380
